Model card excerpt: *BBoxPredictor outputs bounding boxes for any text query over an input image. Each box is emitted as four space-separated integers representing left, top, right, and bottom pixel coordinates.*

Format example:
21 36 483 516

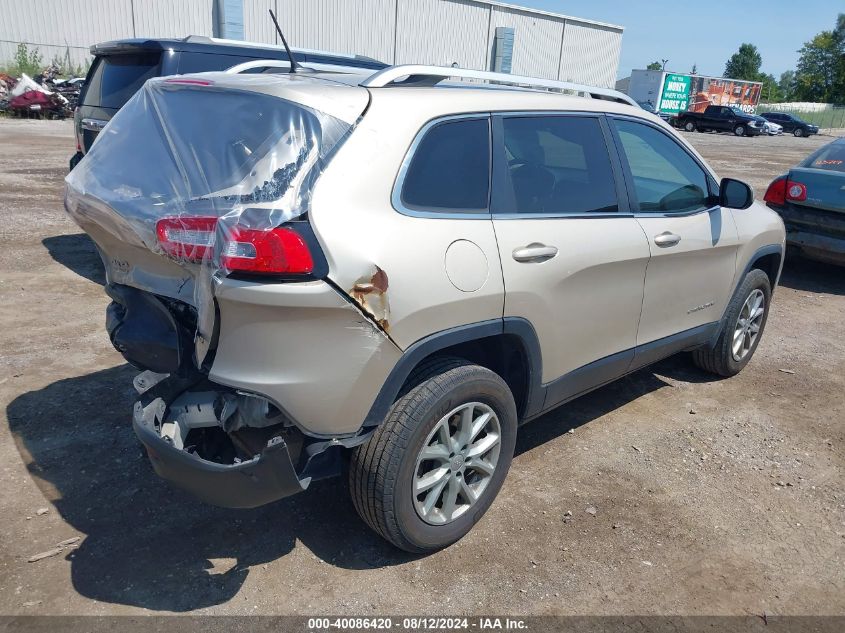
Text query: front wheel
734 125 746 136
349 358 517 552
692 269 771 377
793 128 804 138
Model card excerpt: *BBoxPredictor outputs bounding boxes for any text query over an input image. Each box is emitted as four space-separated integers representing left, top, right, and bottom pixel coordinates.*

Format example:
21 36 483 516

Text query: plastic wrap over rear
64 73 363 361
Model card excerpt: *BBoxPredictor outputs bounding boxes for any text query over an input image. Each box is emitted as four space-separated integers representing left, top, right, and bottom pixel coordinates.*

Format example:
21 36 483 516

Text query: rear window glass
82 53 161 109
803 143 845 172
401 118 490 212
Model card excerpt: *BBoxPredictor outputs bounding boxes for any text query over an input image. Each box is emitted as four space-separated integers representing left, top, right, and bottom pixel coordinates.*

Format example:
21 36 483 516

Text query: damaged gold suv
65 63 785 552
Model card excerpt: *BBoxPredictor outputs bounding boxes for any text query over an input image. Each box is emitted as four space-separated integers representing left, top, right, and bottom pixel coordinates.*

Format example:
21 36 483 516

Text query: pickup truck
676 105 765 137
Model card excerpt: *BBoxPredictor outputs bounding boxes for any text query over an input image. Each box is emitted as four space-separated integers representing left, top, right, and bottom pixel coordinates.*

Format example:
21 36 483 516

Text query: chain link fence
758 103 845 136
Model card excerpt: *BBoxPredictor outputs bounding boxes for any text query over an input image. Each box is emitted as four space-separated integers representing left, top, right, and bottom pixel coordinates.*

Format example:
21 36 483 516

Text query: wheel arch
361 318 544 428
710 243 783 347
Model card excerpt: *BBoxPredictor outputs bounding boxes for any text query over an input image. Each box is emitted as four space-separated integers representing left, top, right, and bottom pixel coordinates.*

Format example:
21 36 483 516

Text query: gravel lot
0 119 842 616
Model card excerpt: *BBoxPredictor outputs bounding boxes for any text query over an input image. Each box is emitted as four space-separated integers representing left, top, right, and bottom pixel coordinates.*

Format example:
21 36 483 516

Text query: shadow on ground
779 253 845 296
42 233 105 285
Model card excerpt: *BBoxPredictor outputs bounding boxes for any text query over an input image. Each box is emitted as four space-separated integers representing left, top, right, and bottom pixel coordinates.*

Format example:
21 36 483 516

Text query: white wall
0 0 624 87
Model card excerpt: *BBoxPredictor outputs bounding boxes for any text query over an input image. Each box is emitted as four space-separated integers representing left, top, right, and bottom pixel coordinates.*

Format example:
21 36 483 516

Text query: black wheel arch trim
361 317 545 428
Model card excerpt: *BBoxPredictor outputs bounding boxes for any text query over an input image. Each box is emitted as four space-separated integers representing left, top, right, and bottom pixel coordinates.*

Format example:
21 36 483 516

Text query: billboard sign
688 76 762 114
659 74 691 114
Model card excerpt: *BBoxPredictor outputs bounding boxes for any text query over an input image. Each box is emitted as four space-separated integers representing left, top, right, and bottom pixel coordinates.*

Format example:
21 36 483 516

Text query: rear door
608 116 739 361
491 113 650 408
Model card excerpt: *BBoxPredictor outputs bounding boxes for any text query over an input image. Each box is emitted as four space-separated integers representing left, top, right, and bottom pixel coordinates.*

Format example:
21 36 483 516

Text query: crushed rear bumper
132 381 310 509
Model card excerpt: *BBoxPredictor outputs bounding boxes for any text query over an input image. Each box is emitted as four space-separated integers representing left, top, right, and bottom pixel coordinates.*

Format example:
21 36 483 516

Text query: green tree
794 31 839 101
832 13 845 102
778 70 796 102
724 43 763 80
10 42 43 77
758 73 782 103
646 61 662 71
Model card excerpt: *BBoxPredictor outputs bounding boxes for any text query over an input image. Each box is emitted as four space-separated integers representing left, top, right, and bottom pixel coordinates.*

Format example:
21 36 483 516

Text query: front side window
400 118 490 212
499 115 618 214
613 119 710 213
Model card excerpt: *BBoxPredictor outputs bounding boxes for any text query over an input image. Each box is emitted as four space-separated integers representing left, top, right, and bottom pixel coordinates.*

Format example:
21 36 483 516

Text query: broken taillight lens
155 217 314 274
156 216 216 262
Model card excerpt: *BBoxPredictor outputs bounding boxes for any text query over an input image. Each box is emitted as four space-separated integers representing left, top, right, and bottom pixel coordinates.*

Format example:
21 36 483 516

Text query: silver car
65 63 786 552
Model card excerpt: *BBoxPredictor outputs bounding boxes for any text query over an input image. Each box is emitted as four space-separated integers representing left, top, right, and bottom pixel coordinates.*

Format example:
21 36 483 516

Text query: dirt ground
0 119 842 617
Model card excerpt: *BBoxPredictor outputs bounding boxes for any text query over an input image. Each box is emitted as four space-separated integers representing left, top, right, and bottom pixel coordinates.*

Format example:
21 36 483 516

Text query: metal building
0 0 623 87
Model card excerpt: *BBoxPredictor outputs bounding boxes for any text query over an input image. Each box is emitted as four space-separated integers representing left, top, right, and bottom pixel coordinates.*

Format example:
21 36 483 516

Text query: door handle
653 231 681 247
512 243 558 262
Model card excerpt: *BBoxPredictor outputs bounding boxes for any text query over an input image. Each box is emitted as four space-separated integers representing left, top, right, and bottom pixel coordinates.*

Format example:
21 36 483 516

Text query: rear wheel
684 120 696 132
692 269 771 376
734 125 746 136
349 358 517 552
793 128 804 138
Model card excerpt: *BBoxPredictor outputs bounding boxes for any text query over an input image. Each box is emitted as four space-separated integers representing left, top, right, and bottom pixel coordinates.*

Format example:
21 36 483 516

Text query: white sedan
762 119 783 135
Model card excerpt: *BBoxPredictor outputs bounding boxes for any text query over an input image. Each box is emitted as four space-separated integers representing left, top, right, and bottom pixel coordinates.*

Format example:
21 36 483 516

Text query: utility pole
661 59 668 71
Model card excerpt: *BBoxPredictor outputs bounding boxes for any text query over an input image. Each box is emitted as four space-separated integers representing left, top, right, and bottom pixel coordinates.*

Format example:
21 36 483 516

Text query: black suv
69 36 386 169
759 112 820 138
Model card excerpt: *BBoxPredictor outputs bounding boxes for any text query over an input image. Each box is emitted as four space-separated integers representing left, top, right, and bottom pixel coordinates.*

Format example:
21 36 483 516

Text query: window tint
613 119 710 213
82 53 161 109
499 116 617 214
401 118 490 212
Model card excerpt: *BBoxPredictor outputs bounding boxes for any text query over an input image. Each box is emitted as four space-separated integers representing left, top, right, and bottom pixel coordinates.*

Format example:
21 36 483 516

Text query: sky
516 0 841 80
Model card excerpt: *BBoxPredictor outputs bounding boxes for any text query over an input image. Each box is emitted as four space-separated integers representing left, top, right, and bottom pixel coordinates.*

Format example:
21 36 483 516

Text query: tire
349 357 517 553
734 125 746 137
692 269 772 377
684 120 696 132
793 128 804 138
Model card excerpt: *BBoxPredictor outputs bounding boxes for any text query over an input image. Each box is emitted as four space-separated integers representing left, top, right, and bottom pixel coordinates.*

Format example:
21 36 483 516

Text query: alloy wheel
732 288 765 361
413 402 501 525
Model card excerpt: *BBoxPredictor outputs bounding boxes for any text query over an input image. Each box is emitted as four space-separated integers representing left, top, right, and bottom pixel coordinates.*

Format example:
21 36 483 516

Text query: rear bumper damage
134 396 309 508
131 371 374 509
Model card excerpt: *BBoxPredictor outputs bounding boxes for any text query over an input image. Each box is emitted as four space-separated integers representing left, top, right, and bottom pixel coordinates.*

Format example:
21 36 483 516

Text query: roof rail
224 59 372 75
359 64 637 106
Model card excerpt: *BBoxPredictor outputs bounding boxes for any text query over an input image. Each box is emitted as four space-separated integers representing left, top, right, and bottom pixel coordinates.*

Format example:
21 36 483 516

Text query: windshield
81 53 161 110
729 107 746 116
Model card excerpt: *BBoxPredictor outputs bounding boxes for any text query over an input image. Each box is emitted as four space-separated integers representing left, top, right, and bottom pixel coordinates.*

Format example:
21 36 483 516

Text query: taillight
156 216 216 262
763 176 787 206
155 216 314 274
220 226 314 274
786 181 807 201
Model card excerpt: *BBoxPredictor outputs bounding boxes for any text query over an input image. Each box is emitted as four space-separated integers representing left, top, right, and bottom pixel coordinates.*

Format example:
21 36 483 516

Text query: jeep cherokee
64 64 786 552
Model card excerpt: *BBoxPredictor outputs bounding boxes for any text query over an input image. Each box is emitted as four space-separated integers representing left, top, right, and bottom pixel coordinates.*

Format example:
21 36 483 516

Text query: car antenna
269 8 299 73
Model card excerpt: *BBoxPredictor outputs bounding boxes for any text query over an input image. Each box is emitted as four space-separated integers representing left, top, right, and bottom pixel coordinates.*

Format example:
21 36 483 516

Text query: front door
608 117 739 363
491 113 651 409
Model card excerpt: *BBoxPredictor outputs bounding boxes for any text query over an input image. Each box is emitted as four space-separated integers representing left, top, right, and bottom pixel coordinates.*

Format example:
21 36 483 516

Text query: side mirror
719 178 754 210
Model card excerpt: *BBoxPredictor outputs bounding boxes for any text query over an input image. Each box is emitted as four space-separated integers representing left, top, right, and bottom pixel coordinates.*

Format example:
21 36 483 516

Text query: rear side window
499 115 617 214
82 53 161 110
613 119 710 213
803 143 845 172
400 118 490 212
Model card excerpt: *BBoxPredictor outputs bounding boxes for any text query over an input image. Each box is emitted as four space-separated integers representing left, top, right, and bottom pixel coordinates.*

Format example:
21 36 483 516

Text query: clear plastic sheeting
64 72 363 362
